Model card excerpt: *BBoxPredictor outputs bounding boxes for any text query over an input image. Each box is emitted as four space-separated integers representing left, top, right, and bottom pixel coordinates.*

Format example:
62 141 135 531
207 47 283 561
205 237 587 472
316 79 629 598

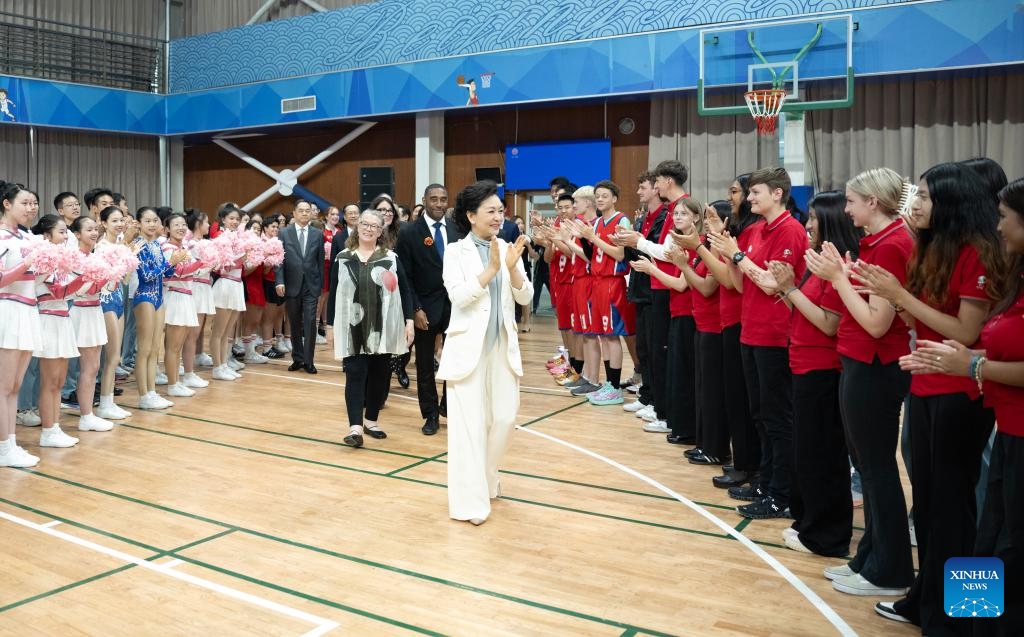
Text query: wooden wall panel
183 98 649 220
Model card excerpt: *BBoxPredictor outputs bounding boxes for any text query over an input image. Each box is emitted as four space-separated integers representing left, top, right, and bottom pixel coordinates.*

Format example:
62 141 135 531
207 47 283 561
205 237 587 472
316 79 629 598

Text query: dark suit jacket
498 219 520 243
274 223 324 297
395 214 462 326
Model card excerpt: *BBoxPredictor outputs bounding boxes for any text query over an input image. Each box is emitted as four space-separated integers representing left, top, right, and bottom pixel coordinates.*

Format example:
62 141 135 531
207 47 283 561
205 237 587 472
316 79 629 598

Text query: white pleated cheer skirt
0 300 43 352
212 278 246 312
70 305 109 348
34 313 80 359
165 290 199 327
192 281 216 316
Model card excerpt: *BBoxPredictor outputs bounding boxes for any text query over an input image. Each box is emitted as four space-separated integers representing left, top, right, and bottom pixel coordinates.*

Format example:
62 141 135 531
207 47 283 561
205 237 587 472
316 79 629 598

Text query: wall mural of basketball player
456 76 479 106
0 88 16 122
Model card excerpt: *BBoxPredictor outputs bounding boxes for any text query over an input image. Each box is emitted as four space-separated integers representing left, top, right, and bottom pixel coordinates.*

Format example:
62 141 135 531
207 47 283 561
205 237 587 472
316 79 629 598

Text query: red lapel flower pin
423 237 434 247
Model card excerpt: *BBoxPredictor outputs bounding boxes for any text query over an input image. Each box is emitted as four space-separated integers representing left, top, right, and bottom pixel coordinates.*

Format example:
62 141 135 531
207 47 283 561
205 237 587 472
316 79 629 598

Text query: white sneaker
625 383 641 394
40 425 79 448
638 406 658 421
782 529 812 553
315 333 327 345
0 445 39 468
212 365 237 381
231 341 245 356
642 420 670 433
244 352 268 364
78 413 114 432
138 394 168 410
182 372 209 388
623 400 647 413
832 573 909 597
94 405 130 421
280 338 292 352
152 393 174 409
16 409 42 427
167 382 196 398
823 564 855 581
226 358 245 371
155 372 168 385
196 353 214 367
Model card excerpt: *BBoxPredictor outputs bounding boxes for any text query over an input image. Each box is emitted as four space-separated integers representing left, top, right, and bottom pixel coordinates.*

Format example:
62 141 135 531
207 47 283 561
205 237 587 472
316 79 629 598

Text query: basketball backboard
698 14 854 117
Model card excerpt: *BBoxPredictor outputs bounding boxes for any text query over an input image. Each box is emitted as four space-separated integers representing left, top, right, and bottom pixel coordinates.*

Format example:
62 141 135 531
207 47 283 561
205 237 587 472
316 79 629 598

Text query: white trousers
447 338 520 521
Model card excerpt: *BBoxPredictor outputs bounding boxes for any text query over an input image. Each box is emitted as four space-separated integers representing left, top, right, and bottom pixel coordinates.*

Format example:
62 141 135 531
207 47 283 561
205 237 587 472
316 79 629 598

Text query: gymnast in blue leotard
132 207 188 409
96 205 139 421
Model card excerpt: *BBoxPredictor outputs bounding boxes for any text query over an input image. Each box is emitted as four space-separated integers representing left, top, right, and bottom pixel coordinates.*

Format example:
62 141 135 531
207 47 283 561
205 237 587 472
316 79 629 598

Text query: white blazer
436 236 534 383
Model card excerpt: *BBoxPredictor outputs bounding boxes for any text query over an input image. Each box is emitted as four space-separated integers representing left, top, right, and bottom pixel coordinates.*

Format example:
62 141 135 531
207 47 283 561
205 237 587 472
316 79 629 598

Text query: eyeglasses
358 222 382 231
375 208 395 216
62 201 81 208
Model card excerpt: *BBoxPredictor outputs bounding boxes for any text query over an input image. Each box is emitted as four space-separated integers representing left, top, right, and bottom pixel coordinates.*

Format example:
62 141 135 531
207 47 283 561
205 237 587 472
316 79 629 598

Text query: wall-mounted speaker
359 166 394 208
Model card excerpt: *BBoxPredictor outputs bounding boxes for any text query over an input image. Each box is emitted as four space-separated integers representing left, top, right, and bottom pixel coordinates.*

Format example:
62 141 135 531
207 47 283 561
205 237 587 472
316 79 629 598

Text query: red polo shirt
822 219 914 364
739 213 808 347
668 248 695 317
911 244 990 399
980 289 1024 437
789 273 841 374
649 195 686 291
692 258 722 334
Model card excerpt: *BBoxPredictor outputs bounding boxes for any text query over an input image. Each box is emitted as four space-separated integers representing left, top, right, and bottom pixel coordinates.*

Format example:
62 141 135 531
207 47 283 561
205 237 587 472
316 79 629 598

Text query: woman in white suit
438 180 532 526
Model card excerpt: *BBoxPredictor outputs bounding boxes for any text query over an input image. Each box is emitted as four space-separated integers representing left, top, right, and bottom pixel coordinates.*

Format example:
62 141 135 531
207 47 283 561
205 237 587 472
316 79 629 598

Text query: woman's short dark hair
69 216 93 234
99 205 124 223
164 212 188 228
262 213 282 228
31 213 63 237
810 190 862 257
453 180 499 235
136 206 160 222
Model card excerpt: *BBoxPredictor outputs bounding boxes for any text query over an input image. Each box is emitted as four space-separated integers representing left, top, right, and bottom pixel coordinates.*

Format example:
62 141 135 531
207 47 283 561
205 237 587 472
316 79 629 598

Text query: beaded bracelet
971 355 987 394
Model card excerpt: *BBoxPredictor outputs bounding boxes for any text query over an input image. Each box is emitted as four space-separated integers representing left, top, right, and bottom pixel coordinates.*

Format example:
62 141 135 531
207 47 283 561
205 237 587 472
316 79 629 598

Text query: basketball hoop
744 88 788 136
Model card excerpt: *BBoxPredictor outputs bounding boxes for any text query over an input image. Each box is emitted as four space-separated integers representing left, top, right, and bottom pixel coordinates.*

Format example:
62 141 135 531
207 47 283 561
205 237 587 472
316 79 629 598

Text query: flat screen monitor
504 139 611 191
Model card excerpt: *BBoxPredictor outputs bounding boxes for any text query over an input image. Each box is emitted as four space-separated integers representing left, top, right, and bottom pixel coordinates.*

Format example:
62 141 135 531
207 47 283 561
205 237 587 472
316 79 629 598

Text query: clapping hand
804 242 851 283
704 206 726 235
612 227 641 247
670 228 701 251
665 244 688 268
630 255 655 274
168 248 190 266
707 230 739 260
900 339 973 377
768 261 796 291
851 261 902 301
505 235 527 271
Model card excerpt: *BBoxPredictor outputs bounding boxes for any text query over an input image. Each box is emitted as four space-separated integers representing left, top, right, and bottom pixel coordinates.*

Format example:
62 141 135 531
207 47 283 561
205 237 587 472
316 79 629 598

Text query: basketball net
744 89 788 136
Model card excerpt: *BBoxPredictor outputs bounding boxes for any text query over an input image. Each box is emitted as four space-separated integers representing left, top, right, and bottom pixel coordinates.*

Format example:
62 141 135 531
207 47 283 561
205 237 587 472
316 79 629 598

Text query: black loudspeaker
359 166 394 209
475 166 502 185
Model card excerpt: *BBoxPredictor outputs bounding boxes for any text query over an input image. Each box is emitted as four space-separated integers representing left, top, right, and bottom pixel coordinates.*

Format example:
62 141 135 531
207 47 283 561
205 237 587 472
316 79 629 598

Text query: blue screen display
504 139 611 191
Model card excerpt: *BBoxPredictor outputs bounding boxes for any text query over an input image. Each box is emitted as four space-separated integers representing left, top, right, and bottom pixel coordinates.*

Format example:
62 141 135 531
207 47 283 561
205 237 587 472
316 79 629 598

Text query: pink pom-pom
261 238 284 267
194 239 223 271
25 241 82 278
78 252 116 285
95 243 140 280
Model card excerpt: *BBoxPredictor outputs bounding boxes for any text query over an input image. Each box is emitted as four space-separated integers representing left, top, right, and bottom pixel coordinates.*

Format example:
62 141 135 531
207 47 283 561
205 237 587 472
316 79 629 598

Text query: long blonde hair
846 167 904 216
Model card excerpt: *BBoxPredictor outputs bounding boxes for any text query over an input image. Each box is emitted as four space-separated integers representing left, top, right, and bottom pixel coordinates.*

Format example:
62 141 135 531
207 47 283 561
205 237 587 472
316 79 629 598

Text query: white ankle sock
100 394 114 409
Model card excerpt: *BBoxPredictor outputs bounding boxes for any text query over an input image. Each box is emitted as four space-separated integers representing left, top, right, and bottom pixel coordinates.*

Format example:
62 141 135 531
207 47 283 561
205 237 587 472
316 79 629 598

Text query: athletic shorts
552 279 573 331
571 276 593 335
589 276 635 336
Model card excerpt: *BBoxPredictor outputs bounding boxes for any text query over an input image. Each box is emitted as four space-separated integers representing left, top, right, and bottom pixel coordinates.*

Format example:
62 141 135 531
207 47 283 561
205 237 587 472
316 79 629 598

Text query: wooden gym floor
0 315 918 636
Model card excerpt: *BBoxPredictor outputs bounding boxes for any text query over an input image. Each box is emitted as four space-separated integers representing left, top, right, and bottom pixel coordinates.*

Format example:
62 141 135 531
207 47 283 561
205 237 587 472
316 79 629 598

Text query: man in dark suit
395 184 461 435
275 199 324 374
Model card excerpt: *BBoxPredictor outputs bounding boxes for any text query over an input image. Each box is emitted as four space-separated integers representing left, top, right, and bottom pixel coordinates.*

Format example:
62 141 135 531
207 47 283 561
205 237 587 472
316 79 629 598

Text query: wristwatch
731 251 746 264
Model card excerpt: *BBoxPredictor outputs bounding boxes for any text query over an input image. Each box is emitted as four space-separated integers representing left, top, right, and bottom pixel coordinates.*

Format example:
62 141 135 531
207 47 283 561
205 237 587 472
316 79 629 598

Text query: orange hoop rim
744 88 788 136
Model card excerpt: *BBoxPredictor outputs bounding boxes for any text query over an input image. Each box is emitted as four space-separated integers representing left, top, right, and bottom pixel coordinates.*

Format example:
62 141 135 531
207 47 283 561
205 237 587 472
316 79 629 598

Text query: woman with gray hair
330 209 414 448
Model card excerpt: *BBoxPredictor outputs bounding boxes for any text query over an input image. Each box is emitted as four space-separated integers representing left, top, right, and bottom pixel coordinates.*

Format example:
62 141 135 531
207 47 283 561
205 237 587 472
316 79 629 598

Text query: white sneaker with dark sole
824 564 854 581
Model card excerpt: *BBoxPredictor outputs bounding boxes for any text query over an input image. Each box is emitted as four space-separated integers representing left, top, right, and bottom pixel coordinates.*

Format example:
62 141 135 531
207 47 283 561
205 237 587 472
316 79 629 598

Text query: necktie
433 221 445 259
299 226 307 256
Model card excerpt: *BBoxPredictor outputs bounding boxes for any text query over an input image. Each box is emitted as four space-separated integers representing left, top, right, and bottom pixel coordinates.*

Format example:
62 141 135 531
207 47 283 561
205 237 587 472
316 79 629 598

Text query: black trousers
634 303 653 406
722 324 758 472
667 315 697 439
974 431 1024 637
343 354 391 427
531 264 549 312
741 344 793 504
791 369 852 557
285 281 318 366
695 330 728 457
413 308 449 419
648 290 670 420
894 393 993 636
840 355 915 588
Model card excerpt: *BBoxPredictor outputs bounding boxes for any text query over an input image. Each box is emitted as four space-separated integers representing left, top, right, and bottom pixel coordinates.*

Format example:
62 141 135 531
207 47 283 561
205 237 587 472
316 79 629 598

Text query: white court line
515 426 857 637
162 558 184 569
242 371 418 402
40 520 62 528
0 512 339 637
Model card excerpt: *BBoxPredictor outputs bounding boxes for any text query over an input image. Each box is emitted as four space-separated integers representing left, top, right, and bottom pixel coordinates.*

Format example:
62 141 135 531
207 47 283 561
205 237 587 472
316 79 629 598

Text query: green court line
0 527 235 613
517 399 589 427
0 496 164 553
620 630 639 637
734 518 752 533
386 451 451 476
16 470 675 637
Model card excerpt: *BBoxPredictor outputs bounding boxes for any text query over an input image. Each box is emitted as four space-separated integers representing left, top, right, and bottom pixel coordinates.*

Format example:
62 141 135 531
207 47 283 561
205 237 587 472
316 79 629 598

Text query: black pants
634 303 653 407
840 355 914 588
285 282 318 366
649 290 670 420
722 324 758 472
695 330 728 457
974 431 1024 637
741 344 793 504
531 264 549 312
791 369 852 557
894 393 993 635
413 307 449 419
343 354 391 427
667 315 697 439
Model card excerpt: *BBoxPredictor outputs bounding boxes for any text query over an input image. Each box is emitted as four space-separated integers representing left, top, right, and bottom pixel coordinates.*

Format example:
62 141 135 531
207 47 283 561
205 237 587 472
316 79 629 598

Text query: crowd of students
2 157 1022 634
530 161 1022 636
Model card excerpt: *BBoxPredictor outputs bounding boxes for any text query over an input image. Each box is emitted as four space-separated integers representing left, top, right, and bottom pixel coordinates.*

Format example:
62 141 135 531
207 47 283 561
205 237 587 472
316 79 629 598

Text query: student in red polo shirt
807 167 916 598
905 177 1024 637
544 192 583 385
709 167 807 520
762 191 862 558
852 164 1006 633
558 187 601 396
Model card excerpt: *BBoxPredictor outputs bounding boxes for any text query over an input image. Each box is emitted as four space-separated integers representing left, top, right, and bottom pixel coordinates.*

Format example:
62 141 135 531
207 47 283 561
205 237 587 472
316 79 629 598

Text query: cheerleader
241 219 269 364
162 213 203 397
184 209 213 386
133 207 187 409
31 215 85 448
259 214 287 358
210 206 246 381
0 184 44 468
95 205 137 421
67 217 115 431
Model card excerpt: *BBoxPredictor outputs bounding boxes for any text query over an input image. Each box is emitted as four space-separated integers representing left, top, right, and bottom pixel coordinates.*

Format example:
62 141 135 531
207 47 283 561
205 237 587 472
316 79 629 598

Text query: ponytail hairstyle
846 167 905 217
185 208 208 236
31 213 63 238
99 205 123 223
163 211 188 229
69 216 93 235
135 206 160 222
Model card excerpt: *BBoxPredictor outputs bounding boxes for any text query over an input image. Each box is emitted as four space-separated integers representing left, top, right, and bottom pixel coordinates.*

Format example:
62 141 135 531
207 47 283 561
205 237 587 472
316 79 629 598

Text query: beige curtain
182 0 371 37
0 126 160 219
649 93 779 204
806 69 1024 190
